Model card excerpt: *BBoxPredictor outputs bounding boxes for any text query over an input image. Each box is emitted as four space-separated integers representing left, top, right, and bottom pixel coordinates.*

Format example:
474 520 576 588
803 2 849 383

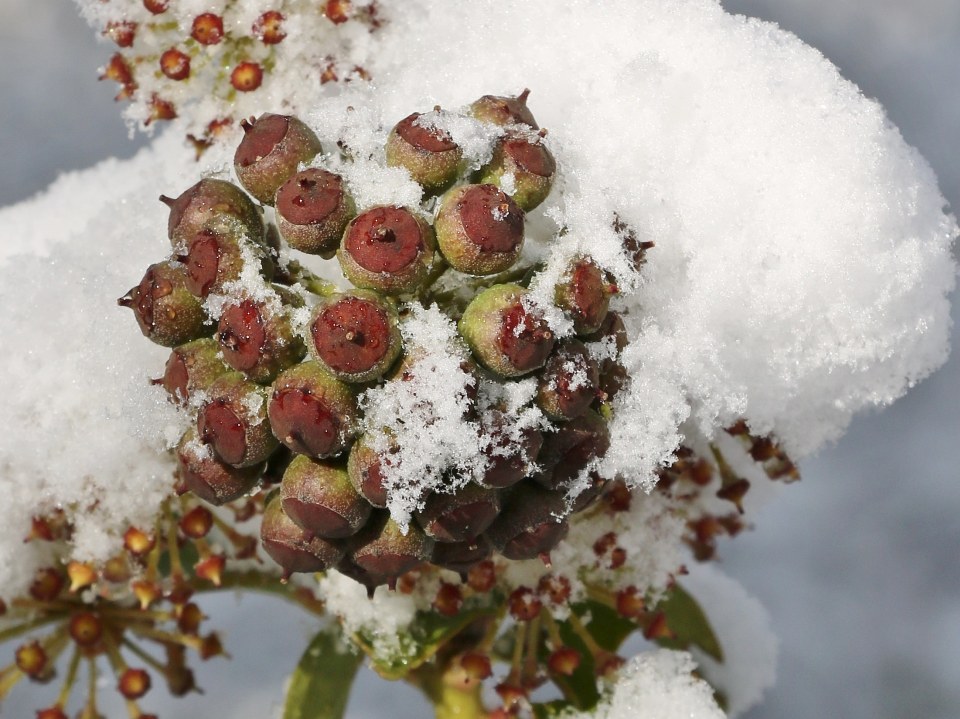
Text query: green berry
470 89 538 129
160 178 264 249
280 455 371 539
275 168 355 257
337 206 435 294
458 284 555 378
197 372 279 468
268 361 359 459
307 290 402 383
435 184 525 275
118 261 211 347
234 114 323 205
478 130 556 211
385 111 463 195
156 337 230 405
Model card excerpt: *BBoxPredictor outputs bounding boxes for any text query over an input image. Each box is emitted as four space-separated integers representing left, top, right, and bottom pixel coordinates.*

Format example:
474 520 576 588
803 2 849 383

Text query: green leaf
655 583 724 662
283 627 363 719
356 599 501 681
533 699 578 718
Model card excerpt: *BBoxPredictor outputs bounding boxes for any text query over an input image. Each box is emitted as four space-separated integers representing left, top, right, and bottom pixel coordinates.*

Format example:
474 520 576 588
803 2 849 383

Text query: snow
0 1 956 715
563 649 726 719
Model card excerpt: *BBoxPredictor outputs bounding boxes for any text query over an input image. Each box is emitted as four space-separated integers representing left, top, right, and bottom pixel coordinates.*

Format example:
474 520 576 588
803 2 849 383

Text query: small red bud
15 641 48 678
253 11 286 44
615 586 645 619
67 561 97 593
131 580 162 609
104 21 137 48
160 48 191 81
460 652 492 681
231 62 263 92
35 708 69 719
508 587 542 622
179 505 213 539
124 527 156 556
143 0 168 13
199 632 226 660
324 0 351 24
146 95 177 124
118 667 151 699
69 612 103 647
191 13 224 45
432 583 463 617
194 555 226 586
537 574 571 605
177 602 204 635
547 646 581 676
466 560 496 593
643 611 673 640
30 568 64 602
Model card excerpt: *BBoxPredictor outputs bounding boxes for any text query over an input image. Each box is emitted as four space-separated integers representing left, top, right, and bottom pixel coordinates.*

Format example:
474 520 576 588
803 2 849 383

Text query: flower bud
348 512 434 590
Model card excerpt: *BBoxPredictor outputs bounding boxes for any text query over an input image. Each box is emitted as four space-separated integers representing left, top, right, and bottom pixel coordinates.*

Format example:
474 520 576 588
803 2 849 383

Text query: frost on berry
275 169 353 256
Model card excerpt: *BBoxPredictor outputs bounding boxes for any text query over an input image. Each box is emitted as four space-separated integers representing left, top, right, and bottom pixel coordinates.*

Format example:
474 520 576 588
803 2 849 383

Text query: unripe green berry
280 455 371 539
478 131 556 211
269 360 359 458
458 284 555 378
385 111 463 195
307 290 402 383
197 372 279 468
234 114 323 205
160 178 264 249
470 89 539 129
118 261 211 347
157 337 230 405
435 184 524 275
260 498 345 578
338 206 436 294
275 168 355 257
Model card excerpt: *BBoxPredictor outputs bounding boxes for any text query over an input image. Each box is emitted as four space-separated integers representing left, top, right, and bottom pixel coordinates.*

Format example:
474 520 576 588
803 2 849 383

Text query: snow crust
1 0 955 621
563 649 726 719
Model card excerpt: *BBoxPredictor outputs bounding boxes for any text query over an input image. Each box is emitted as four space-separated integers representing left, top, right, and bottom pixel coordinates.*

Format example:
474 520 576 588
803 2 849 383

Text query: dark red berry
160 48 190 81
217 293 305 384
348 512 434 591
191 14 224 45
459 284 555 378
309 291 402 383
118 261 211 348
435 184 524 275
478 410 543 489
537 410 610 491
275 169 354 255
197 373 279 467
338 206 435 294
536 339 600 421
157 338 229 405
416 484 501 543
280 455 371 539
260 499 345 578
234 113 323 205
485 482 569 561
555 258 613 335
269 361 358 459
176 427 264 505
430 535 493 575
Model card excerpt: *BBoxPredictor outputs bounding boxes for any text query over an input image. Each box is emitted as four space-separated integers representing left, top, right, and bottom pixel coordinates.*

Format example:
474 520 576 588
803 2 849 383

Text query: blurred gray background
0 2 957 717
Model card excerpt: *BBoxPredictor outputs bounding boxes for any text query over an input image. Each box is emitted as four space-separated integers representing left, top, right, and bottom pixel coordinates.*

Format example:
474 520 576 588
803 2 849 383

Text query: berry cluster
93 0 380 145
118 92 645 596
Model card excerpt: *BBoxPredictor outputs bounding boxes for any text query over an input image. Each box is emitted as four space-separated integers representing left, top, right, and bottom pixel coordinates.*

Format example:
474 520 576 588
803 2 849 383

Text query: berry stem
121 637 167 674
565 610 605 659
0 664 24 700
412 660 489 719
416 257 449 303
522 613 541 685
0 613 60 643
56 645 82 708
